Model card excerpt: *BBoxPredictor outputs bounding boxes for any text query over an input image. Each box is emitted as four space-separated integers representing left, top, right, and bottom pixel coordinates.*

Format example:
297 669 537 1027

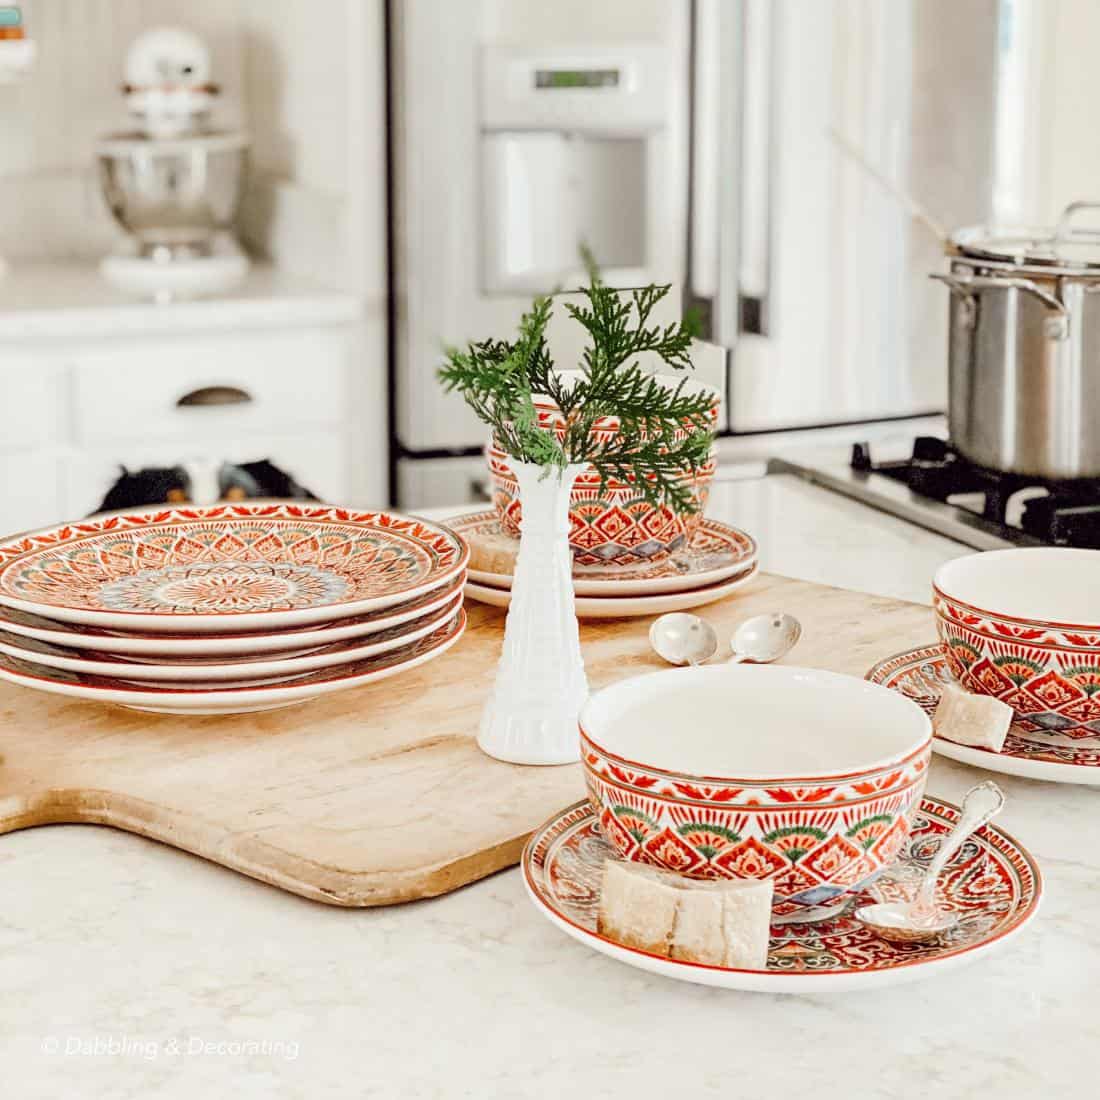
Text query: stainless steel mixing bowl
96 131 248 257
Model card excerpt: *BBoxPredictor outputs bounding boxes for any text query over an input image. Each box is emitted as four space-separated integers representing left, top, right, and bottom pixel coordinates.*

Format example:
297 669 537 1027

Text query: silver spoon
650 611 801 667
854 780 1005 944
649 612 719 666
728 612 802 665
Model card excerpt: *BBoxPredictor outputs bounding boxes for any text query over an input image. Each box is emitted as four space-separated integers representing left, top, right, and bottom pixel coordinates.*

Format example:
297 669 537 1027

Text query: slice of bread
598 859 773 968
465 522 519 579
933 682 1013 752
597 861 682 955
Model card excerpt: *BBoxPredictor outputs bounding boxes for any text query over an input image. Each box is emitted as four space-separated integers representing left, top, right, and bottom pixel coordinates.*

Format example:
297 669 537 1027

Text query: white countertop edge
0 261 367 339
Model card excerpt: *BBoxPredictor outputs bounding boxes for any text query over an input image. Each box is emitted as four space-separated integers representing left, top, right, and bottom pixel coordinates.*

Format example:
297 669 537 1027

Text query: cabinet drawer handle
176 385 254 408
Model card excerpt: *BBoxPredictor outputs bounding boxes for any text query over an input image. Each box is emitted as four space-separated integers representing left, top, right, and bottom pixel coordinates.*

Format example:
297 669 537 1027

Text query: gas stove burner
852 437 1100 548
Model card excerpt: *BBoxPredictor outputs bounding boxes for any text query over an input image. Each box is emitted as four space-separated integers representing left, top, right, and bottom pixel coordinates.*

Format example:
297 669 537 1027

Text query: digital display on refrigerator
534 68 619 90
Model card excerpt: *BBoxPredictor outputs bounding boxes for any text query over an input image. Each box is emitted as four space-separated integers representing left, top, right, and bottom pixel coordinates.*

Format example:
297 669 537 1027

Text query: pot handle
929 272 1068 316
1054 200 1100 240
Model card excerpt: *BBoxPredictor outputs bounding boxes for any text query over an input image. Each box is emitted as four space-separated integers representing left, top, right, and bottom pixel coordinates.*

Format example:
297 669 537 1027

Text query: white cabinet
0 260 374 532
70 331 347 444
0 358 67 534
0 451 64 536
0 267 371 535
0 357 66 449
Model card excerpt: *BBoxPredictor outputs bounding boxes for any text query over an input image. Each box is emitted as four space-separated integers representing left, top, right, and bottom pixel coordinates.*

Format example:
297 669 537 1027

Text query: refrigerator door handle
737 0 774 337
689 0 775 347
688 0 741 350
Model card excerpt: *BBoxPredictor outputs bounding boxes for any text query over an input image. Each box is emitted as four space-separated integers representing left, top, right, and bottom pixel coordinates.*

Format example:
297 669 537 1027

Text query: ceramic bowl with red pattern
487 446 716 567
934 547 1100 741
525 373 721 445
579 665 932 915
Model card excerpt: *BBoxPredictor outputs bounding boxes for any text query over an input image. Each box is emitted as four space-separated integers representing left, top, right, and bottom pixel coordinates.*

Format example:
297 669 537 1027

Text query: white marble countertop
2 475 1096 1099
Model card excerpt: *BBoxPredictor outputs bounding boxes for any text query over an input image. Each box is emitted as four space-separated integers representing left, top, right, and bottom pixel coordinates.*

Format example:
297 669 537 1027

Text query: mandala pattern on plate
866 644 1100 767
96 560 350 614
0 505 465 616
524 798 1040 976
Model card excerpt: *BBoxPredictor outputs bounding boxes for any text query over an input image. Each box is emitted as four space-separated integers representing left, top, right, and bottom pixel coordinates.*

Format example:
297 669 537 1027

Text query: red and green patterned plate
867 645 1100 785
0 609 466 715
451 510 757 596
523 797 1041 993
0 593 463 683
0 572 467 658
467 564 758 619
0 503 469 633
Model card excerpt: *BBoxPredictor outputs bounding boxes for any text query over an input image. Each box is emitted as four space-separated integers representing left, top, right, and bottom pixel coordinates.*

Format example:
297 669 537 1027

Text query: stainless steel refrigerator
389 0 1001 506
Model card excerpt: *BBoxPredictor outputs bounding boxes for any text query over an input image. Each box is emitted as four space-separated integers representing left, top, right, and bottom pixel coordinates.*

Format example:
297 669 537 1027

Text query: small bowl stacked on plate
934 546 1100 743
0 503 469 715
464 378 759 618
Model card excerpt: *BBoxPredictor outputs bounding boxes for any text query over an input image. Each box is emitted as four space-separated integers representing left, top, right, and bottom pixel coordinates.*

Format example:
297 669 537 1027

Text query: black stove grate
851 437 1100 548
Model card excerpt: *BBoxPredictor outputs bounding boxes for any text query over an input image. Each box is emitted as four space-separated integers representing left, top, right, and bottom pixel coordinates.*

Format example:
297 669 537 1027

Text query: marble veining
2 474 1095 1099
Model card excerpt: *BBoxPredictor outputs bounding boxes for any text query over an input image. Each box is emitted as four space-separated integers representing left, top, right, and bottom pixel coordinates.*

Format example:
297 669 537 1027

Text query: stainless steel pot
934 201 1100 480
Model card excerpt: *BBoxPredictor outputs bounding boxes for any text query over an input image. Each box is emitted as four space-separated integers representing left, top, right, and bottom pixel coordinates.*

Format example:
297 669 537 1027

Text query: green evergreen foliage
438 274 714 513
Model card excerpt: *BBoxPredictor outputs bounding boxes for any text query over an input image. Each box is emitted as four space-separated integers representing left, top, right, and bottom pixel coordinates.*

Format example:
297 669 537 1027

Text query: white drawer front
63 433 350 518
71 331 347 445
0 359 66 452
0 450 64 534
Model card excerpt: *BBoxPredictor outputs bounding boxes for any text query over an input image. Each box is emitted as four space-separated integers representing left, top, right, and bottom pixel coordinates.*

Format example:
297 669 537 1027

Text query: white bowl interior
935 547 1100 623
582 665 930 780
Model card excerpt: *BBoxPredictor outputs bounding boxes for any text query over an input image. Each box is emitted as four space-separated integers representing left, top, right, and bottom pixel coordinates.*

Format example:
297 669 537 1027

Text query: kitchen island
1 474 1094 1099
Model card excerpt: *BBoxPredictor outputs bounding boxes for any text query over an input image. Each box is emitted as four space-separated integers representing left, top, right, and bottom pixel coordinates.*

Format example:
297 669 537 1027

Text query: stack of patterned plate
453 510 758 619
0 503 469 715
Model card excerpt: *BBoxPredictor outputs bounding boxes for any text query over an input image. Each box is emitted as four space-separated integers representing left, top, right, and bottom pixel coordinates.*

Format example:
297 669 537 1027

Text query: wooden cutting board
0 573 936 906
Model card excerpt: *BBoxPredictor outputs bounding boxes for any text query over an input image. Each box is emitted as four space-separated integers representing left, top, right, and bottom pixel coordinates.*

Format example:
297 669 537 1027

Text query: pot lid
953 202 1100 269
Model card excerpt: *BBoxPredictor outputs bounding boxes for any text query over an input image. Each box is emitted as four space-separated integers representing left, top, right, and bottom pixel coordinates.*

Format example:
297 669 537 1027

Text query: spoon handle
916 781 1004 912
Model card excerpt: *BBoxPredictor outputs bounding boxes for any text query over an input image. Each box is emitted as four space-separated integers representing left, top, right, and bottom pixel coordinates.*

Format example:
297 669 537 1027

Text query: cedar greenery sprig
438 273 715 513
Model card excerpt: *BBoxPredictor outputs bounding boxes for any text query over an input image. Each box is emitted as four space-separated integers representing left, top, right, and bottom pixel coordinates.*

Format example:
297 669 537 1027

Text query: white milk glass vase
478 459 589 765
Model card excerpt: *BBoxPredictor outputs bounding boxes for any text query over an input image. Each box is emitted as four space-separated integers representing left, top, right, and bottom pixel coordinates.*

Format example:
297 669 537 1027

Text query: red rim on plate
523 797 1041 991
0 592 465 683
463 564 758 618
0 609 466 711
0 571 467 656
0 504 469 632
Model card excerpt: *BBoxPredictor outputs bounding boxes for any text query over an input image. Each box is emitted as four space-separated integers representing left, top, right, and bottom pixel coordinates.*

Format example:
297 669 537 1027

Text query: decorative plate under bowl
523 797 1041 994
466 564 758 619
0 504 469 633
451 510 757 596
866 644 1100 785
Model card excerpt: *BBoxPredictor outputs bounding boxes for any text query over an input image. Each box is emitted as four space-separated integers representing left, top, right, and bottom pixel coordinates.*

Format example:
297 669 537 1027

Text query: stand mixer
96 27 249 301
